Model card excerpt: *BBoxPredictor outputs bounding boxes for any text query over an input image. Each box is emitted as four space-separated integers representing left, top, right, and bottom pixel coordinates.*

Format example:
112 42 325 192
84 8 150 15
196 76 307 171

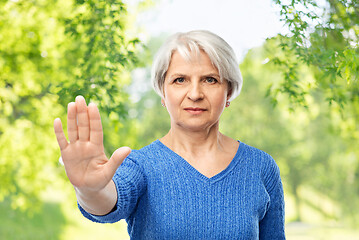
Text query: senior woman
54 30 286 239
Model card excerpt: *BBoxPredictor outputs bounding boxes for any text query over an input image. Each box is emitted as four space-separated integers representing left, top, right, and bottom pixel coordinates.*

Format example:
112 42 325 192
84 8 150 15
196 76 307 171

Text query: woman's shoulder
240 142 280 174
240 141 269 156
239 142 275 164
126 140 166 163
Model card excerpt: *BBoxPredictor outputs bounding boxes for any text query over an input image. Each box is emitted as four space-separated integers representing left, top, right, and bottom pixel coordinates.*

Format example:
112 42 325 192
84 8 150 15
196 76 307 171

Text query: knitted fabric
79 140 286 239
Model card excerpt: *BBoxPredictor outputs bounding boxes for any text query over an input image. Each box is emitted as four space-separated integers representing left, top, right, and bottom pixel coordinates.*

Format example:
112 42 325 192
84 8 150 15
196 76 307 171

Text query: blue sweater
79 140 286 239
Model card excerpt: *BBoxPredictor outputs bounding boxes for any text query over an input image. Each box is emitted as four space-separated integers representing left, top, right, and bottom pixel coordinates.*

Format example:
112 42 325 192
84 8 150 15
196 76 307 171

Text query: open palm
54 96 130 192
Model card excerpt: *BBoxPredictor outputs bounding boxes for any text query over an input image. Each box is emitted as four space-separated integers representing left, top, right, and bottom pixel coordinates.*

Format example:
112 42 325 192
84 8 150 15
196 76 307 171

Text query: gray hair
151 30 243 101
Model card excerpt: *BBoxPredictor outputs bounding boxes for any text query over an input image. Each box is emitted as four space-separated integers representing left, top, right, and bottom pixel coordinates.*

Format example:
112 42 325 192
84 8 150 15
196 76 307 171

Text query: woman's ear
161 99 166 107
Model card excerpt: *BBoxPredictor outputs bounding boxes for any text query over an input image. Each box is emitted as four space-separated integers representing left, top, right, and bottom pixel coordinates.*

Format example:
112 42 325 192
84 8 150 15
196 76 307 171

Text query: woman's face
162 50 230 132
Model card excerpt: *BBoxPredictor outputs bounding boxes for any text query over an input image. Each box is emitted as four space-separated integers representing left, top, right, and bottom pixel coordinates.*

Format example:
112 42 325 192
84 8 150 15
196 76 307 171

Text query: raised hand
54 96 131 193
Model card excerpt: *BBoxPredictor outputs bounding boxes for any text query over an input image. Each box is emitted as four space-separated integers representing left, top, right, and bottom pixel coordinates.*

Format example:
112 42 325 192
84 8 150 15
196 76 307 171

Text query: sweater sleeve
259 155 286 239
78 153 147 223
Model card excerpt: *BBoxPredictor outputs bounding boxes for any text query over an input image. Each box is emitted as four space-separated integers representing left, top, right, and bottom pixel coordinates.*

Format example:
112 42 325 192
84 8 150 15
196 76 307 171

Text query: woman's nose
187 82 204 101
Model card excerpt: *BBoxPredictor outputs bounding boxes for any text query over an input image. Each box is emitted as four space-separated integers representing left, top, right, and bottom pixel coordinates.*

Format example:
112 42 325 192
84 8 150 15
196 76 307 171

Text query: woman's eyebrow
167 73 220 79
168 73 187 78
202 73 220 78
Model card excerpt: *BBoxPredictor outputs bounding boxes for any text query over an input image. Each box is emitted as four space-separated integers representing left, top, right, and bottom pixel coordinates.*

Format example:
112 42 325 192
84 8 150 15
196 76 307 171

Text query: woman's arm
259 177 286 239
259 155 286 239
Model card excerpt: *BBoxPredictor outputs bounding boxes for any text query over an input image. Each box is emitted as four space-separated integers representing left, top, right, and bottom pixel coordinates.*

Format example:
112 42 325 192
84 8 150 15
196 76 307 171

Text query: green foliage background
0 0 358 239
0 0 141 210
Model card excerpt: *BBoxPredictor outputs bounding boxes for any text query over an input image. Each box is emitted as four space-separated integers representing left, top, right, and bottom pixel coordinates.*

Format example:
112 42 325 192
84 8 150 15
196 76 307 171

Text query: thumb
106 146 132 176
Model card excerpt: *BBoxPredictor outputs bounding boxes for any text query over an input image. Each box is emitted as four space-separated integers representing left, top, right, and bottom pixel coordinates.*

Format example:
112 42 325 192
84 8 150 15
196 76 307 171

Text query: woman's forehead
168 50 218 72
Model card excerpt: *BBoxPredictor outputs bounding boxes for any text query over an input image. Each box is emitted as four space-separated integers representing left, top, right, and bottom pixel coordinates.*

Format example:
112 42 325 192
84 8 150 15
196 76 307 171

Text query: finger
106 147 131 177
54 118 69 150
88 103 103 145
67 102 78 143
76 96 90 142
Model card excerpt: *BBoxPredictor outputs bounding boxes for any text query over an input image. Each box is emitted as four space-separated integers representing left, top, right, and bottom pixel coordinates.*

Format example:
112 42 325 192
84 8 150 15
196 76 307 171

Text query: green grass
0 199 66 240
286 222 359 240
284 186 359 239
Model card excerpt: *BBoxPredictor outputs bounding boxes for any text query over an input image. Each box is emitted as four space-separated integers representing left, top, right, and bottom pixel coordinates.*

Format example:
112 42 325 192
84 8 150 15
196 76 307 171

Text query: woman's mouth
184 107 206 115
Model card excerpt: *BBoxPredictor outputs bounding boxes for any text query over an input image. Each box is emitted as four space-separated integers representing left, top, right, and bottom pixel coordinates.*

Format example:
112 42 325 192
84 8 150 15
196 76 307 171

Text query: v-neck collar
154 139 246 183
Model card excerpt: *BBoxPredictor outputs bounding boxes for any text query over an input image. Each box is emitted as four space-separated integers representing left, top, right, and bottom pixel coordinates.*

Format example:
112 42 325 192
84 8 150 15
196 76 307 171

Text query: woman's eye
174 77 185 83
205 77 218 84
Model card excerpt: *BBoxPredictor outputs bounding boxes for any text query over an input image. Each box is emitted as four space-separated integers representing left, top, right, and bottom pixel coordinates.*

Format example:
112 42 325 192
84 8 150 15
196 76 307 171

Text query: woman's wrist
75 180 118 216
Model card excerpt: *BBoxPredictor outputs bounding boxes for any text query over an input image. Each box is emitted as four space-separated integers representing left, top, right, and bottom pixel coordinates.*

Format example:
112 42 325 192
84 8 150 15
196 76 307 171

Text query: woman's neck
160 123 227 157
